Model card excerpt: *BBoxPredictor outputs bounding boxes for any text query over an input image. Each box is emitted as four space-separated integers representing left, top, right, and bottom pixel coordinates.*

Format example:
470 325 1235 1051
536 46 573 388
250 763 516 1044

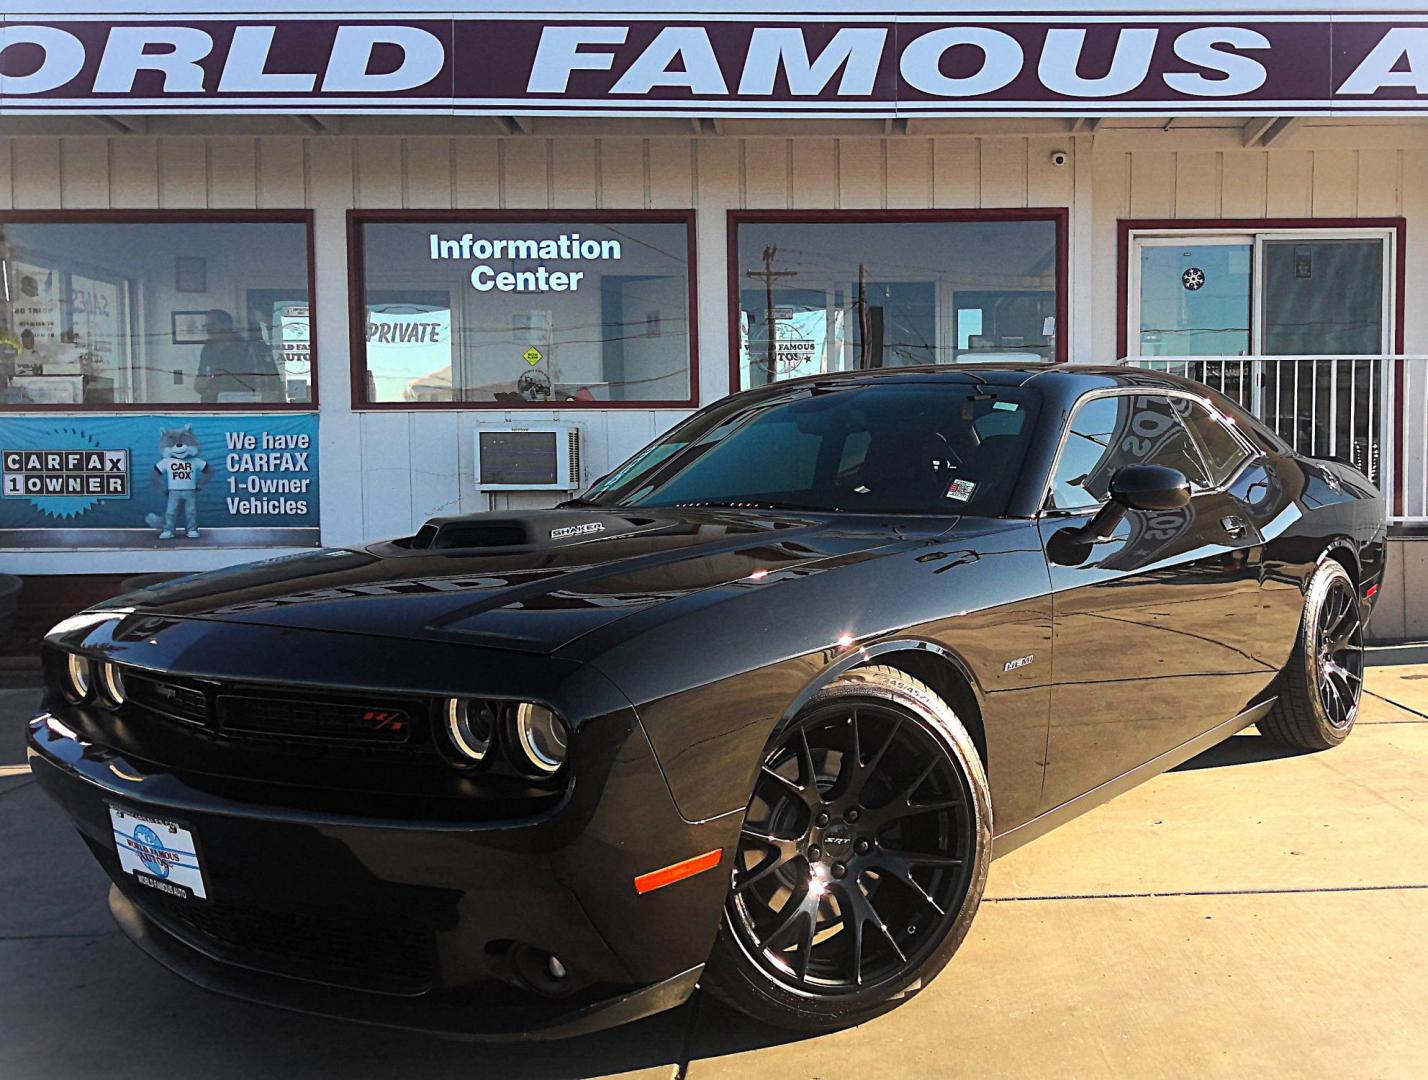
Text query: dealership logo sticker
945 477 978 502
770 315 819 374
1182 267 1206 291
128 823 175 878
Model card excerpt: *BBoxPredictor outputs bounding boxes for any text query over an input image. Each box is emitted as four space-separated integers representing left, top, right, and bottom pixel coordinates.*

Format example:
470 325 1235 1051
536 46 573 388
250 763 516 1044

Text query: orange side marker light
634 848 724 895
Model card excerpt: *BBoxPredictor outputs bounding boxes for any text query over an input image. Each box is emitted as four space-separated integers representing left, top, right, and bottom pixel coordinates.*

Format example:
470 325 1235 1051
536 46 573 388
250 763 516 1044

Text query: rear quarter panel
1253 454 1387 669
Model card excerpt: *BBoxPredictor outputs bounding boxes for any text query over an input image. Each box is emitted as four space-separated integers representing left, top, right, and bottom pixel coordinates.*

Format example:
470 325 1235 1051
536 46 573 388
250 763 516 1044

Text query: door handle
1221 515 1248 539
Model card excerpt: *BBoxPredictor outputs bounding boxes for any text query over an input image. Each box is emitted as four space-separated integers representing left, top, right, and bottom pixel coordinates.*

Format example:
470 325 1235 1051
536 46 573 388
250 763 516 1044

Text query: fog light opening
501 943 579 998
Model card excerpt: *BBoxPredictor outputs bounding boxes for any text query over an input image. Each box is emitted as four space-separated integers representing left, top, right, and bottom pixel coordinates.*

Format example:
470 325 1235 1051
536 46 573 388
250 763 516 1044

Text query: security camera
1049 150 1070 168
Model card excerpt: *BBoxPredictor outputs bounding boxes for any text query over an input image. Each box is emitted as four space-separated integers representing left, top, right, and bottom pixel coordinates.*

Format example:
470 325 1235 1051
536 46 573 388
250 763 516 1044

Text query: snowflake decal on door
1181 267 1206 291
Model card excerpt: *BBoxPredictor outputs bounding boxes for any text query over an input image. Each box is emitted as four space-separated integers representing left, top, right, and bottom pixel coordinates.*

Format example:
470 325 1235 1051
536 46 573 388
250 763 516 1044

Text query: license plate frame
109 804 208 901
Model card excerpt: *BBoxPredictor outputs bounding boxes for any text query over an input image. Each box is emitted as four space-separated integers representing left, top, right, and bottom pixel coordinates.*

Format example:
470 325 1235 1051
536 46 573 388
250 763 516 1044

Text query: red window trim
0 209 319 414
347 209 700 412
1116 216 1408 515
726 207 1071 394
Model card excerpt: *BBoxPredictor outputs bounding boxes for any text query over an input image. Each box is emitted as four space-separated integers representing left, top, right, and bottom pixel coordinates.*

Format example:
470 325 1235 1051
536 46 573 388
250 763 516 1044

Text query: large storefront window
731 212 1065 391
353 213 695 407
0 214 314 409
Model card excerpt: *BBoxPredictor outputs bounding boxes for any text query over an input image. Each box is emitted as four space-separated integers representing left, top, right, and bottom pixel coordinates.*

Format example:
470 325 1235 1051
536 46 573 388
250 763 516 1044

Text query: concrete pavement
1 676 1426 1079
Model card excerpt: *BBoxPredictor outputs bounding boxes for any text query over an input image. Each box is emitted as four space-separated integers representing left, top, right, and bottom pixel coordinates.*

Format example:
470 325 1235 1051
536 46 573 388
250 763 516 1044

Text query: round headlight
513 703 569 775
99 662 126 707
444 698 494 765
64 653 93 703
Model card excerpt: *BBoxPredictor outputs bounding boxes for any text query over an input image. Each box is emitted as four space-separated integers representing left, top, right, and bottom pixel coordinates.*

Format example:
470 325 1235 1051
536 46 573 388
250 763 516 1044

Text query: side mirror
1049 464 1191 566
1081 464 1190 541
1109 464 1192 512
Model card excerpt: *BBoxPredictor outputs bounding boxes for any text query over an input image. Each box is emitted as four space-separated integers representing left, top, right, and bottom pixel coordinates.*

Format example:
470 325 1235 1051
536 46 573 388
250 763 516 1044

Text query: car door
1037 390 1270 810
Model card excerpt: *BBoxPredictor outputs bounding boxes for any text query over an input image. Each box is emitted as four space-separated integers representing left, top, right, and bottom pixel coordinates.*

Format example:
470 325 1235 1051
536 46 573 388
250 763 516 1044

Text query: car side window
1180 401 1251 487
1050 394 1212 509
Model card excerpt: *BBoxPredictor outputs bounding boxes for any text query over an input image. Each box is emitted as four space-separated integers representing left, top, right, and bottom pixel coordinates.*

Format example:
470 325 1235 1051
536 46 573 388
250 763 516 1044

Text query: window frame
727 209 1071 393
347 209 700 411
0 209 318 413
1179 395 1256 488
1117 218 1406 361
1041 386 1259 514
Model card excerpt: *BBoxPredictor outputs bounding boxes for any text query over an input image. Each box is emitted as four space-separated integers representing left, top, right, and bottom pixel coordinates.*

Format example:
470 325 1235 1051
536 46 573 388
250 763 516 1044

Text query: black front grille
125 674 211 726
119 881 436 996
219 695 416 746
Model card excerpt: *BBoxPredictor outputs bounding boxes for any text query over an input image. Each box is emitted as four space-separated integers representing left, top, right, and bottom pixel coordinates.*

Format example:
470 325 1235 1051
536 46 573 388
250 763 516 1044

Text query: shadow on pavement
683 992 814 1062
1170 732 1313 772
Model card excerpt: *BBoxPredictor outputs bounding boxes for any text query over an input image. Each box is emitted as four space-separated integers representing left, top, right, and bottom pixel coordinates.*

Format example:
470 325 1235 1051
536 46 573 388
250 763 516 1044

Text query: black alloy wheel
702 665 992 1035
704 667 991 1031
1260 558 1366 751
1314 574 1365 729
727 700 975 993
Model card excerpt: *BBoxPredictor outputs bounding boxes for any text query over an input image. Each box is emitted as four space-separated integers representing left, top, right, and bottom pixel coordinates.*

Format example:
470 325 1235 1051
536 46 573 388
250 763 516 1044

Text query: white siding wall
3 122 1425 573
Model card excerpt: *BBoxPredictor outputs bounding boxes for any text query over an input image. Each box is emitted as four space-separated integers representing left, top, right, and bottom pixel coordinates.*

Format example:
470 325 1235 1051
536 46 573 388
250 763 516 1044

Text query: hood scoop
405 510 659 553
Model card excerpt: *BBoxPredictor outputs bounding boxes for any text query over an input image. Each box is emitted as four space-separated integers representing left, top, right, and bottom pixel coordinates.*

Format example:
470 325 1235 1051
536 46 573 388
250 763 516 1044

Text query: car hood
98 508 975 655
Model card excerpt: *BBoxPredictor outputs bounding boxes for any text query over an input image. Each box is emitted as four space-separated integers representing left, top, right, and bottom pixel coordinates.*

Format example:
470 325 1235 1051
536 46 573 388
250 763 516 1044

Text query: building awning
1 4 1425 119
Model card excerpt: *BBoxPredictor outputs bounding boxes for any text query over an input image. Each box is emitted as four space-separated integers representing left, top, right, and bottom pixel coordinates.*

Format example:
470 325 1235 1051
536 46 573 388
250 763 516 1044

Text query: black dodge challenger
30 364 1385 1037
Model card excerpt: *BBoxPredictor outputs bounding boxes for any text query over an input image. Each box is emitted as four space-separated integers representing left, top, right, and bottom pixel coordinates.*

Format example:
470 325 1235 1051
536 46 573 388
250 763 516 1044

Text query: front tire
1259 558 1365 750
703 665 992 1032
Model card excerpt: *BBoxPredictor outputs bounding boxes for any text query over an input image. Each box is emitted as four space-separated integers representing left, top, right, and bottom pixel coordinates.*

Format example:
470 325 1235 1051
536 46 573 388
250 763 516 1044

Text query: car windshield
581 381 1041 516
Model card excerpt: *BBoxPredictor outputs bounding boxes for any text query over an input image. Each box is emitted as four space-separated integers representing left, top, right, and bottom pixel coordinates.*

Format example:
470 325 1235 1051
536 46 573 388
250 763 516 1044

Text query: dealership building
3 2 1428 641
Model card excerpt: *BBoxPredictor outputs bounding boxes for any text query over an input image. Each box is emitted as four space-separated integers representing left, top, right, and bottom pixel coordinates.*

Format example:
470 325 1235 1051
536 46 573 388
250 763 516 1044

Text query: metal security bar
1123 356 1428 525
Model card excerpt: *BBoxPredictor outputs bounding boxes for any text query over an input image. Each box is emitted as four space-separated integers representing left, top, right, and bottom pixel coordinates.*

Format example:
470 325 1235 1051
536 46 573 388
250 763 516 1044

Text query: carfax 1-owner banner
0 414 319 548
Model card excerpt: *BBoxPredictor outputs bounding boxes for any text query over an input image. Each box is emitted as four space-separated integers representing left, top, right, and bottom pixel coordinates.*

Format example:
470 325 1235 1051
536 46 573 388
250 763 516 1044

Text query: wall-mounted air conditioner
473 422 581 492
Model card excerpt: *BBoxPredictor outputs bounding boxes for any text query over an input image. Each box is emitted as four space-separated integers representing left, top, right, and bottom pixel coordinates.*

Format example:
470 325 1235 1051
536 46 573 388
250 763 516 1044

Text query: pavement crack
985 883 1428 903
1364 689 1428 720
674 988 705 1080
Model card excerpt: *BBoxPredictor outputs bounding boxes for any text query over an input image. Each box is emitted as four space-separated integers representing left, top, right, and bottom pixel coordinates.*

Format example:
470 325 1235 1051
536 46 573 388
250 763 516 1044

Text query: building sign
0 11 1425 117
430 230 622 292
0 413 319 548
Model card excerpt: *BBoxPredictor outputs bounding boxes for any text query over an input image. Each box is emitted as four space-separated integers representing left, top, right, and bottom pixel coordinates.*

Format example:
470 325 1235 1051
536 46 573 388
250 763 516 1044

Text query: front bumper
28 710 734 1039
105 886 702 1040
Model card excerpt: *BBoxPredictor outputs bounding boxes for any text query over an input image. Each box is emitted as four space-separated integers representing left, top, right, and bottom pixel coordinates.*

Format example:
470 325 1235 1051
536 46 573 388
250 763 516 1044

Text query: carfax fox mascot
144 425 211 540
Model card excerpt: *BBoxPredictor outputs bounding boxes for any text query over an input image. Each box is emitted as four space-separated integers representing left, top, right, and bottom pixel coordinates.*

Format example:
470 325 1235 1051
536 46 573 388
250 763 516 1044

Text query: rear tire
703 664 992 1032
1258 558 1365 750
